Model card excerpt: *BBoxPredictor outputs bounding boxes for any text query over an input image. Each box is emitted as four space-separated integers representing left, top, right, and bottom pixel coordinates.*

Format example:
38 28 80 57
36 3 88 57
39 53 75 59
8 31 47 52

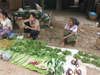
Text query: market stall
0 39 100 75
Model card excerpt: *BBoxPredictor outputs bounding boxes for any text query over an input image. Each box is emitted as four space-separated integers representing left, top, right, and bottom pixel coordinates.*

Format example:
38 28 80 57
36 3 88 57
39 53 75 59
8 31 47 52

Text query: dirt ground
0 9 100 75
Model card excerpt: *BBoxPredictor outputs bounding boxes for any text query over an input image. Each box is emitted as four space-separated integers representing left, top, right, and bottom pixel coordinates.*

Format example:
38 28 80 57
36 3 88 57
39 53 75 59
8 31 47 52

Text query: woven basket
95 37 100 49
16 20 25 29
88 13 97 20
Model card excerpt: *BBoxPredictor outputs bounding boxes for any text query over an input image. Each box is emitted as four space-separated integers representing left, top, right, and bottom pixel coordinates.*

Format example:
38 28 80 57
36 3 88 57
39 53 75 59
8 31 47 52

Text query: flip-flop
27 36 30 38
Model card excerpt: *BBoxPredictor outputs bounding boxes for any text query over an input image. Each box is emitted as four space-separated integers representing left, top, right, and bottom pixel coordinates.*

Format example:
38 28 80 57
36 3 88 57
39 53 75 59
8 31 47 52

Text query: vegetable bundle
4 39 70 62
46 58 65 75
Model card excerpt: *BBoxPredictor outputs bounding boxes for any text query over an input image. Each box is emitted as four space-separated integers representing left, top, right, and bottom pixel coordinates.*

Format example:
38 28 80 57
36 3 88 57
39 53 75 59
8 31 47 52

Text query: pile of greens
73 54 81 59
4 39 70 62
46 58 65 75
74 51 100 68
62 50 72 55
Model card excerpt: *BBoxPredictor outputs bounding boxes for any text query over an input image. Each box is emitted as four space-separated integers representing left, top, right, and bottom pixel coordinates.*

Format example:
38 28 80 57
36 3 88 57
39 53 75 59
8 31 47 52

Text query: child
23 13 40 40
0 10 13 39
61 17 80 47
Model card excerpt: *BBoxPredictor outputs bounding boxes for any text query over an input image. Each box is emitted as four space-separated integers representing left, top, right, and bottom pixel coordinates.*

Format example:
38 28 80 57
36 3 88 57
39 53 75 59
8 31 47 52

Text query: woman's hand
0 24 2 27
0 32 4 35
22 23 25 27
25 26 30 29
62 36 68 40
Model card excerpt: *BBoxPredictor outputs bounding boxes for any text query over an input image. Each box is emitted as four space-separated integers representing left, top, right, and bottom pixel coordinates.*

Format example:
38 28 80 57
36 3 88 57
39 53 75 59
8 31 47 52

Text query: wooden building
0 0 100 13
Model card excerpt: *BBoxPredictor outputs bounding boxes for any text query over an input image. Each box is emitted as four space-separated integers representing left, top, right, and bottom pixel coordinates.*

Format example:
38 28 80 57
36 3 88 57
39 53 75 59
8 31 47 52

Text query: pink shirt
65 23 78 35
28 19 40 31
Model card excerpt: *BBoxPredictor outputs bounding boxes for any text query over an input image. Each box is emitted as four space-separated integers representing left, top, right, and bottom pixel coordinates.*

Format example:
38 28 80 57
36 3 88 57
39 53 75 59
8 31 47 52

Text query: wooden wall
9 0 22 10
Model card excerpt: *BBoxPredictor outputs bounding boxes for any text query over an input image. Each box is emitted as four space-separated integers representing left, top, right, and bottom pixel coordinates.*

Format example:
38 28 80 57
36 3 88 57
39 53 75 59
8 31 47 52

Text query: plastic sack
89 12 97 16
7 33 16 40
0 51 5 59
2 53 11 61
36 3 42 12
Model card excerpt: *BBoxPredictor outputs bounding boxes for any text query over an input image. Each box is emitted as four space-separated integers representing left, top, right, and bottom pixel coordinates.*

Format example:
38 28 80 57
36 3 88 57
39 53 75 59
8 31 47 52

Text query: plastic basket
88 12 97 20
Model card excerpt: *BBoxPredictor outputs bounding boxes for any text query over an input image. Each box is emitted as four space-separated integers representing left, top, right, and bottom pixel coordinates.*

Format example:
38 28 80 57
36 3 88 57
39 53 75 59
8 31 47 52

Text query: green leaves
91 60 100 67
53 48 62 53
62 50 72 56
83 53 91 58
46 58 64 75
8 39 67 62
73 54 81 59
91 55 100 60
81 57 91 63
78 51 84 56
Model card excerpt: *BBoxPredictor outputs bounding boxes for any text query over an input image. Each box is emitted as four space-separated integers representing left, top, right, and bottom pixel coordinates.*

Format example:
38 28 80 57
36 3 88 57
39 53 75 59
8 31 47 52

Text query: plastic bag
2 53 11 61
0 51 5 59
36 3 42 12
7 33 16 40
89 12 97 16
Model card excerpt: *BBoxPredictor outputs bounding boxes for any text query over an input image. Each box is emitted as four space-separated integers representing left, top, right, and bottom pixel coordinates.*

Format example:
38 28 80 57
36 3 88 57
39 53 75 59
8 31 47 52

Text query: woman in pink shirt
61 17 80 47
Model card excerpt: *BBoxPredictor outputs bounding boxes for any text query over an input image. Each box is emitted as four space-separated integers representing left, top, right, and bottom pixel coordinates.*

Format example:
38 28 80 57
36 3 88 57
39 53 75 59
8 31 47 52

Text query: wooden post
96 3 100 18
0 0 2 9
56 0 59 11
98 20 100 27
59 0 62 10
56 0 62 11
41 0 44 11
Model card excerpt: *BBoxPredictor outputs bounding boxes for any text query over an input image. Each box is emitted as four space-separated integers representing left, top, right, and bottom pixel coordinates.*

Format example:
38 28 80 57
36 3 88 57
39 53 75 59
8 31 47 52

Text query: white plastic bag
36 3 42 12
0 51 5 59
2 53 11 61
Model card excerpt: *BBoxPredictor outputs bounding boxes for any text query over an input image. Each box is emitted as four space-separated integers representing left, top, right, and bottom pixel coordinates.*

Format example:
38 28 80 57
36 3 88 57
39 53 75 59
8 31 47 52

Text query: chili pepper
29 61 39 65
1 46 3 49
7 40 9 42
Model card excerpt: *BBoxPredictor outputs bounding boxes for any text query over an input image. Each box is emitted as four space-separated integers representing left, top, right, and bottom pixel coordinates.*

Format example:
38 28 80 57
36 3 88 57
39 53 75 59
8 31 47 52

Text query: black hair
70 17 80 26
1 10 11 20
1 10 8 17
30 13 36 17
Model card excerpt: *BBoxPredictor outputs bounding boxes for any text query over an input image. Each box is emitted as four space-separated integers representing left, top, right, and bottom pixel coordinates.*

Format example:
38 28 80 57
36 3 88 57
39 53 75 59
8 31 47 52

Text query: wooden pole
41 0 44 11
56 0 59 11
56 0 62 11
0 0 3 9
98 20 100 27
59 0 62 10
96 3 100 18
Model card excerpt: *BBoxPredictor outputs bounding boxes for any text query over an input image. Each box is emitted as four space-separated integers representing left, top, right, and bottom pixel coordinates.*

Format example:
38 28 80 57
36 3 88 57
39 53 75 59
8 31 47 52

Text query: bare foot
73 40 77 47
0 36 2 39
27 33 31 38
61 42 65 47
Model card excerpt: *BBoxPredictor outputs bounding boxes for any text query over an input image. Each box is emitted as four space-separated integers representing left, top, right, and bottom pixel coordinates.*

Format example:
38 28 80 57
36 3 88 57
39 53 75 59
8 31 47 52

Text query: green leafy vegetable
62 50 72 55
83 53 91 58
46 58 64 75
78 51 84 56
73 54 81 59
91 55 100 60
91 60 100 67
81 57 91 63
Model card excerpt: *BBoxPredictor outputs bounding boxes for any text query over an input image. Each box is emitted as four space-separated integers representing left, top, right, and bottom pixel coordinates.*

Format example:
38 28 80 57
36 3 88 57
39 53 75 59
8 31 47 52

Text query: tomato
1 46 3 49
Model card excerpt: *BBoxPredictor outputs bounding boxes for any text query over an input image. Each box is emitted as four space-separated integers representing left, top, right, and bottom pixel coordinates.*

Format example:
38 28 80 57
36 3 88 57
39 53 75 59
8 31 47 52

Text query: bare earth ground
0 10 100 75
